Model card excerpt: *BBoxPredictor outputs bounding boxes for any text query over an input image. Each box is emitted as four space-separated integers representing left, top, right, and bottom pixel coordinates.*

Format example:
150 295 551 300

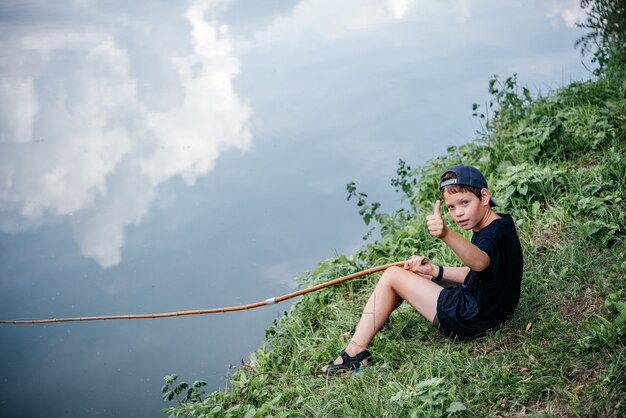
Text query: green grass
161 59 626 418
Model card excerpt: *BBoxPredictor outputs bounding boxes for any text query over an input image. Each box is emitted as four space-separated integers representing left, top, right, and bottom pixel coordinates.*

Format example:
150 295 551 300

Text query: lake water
0 1 592 416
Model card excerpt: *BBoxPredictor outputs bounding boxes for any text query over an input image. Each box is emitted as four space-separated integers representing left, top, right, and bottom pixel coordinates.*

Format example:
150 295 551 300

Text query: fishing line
0 261 405 325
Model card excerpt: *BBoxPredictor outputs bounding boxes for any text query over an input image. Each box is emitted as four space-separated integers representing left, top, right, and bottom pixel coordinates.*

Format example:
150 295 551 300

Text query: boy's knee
383 265 403 276
380 266 404 283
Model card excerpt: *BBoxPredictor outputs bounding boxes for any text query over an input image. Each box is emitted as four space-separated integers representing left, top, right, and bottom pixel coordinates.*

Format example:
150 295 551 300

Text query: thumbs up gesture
426 200 447 238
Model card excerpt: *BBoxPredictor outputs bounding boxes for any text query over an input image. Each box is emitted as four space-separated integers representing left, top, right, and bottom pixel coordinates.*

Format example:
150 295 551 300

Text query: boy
323 164 523 374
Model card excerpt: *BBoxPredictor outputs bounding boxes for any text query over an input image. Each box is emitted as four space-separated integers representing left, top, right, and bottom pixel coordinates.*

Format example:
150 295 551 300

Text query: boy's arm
439 228 490 271
441 266 471 283
426 200 490 272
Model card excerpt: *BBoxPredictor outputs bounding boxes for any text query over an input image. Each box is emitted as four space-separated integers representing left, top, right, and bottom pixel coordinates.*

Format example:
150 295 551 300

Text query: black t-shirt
436 214 523 340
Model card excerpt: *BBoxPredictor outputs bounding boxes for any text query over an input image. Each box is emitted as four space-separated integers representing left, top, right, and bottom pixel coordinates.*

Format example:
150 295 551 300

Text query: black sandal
324 350 372 375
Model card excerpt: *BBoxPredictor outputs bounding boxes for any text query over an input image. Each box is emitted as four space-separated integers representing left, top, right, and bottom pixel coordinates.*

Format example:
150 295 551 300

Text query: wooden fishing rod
0 261 405 325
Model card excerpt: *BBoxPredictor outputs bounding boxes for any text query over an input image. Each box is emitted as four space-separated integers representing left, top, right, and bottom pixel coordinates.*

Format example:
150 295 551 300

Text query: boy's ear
480 188 491 206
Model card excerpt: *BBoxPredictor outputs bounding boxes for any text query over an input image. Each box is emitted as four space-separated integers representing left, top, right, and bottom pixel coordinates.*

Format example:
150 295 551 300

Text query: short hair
440 171 482 200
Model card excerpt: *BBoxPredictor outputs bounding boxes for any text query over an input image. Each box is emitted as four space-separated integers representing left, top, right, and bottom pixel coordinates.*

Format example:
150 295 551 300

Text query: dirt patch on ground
520 399 573 417
563 291 605 323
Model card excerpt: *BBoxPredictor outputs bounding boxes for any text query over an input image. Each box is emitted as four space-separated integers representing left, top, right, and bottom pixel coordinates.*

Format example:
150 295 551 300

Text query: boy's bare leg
324 266 443 369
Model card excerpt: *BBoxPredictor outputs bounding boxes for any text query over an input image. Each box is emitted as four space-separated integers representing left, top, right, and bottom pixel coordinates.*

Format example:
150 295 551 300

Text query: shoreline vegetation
162 2 625 416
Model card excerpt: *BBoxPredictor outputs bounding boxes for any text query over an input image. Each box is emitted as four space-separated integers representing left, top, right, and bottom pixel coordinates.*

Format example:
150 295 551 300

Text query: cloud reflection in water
0 1 252 267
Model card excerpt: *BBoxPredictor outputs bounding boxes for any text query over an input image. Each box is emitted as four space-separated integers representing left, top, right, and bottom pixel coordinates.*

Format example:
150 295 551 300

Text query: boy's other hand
404 255 436 277
426 200 447 238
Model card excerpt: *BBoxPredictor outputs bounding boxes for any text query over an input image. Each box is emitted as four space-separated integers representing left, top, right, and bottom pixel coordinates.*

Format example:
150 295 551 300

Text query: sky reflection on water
0 1 591 416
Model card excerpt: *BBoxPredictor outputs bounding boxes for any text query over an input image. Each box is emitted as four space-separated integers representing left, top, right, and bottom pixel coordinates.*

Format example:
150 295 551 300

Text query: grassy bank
162 20 626 418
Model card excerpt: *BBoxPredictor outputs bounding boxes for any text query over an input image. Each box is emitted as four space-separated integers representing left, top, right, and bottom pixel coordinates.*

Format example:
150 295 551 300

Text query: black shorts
433 313 489 341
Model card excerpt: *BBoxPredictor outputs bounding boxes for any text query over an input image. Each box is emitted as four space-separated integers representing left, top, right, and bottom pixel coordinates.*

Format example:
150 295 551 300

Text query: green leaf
192 380 207 388
446 401 467 413
243 407 257 418
614 302 626 325
517 183 528 195
163 374 177 384
390 391 404 402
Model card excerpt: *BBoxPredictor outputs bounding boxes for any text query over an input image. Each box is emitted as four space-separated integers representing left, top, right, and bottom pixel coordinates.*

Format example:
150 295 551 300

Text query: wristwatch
431 265 444 282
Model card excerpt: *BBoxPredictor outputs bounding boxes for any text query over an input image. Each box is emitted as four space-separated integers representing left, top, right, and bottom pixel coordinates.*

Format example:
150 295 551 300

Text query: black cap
439 164 498 207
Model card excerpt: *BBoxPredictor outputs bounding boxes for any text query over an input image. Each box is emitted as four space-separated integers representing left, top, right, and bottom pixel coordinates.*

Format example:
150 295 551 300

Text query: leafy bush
576 0 626 75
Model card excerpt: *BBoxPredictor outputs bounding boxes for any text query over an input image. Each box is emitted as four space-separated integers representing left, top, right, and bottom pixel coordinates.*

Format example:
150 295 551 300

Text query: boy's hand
426 200 447 238
404 255 437 277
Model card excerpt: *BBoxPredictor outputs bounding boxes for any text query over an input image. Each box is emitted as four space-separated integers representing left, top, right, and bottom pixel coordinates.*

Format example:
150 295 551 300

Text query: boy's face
442 189 491 232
